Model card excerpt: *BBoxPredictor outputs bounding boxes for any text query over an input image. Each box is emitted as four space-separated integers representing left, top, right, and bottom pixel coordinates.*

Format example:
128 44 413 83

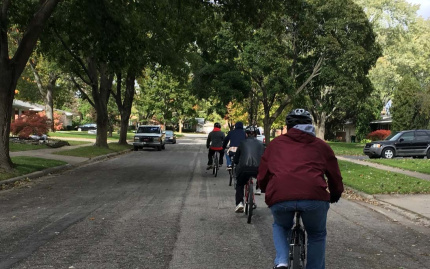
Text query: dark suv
363 130 430 159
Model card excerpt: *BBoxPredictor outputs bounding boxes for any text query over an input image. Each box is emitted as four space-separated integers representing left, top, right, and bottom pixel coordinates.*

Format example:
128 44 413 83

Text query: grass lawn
328 142 366 156
48 131 135 141
9 143 48 152
9 140 91 152
54 142 132 158
0 157 67 181
366 158 430 175
339 160 430 194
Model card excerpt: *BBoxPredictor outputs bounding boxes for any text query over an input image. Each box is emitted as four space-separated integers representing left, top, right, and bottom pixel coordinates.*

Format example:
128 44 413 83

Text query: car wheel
381 148 394 159
427 149 430 159
157 146 162 151
134 146 139 151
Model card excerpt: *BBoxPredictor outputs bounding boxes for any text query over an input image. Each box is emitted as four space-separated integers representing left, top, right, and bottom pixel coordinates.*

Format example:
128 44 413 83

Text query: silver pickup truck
133 125 166 151
256 127 265 145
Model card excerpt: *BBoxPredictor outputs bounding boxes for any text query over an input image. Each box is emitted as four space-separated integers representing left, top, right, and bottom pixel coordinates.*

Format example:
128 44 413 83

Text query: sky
406 0 430 19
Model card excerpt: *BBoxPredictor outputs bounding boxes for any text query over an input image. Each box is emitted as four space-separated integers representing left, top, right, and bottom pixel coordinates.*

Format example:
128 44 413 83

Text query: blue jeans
225 151 235 167
270 200 329 269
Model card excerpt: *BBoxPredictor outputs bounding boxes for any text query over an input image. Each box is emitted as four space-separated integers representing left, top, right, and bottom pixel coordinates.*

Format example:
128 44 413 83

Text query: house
337 100 392 142
12 99 77 130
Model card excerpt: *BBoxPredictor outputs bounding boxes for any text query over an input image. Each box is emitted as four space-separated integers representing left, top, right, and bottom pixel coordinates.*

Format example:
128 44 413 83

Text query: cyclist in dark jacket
233 126 265 212
206 122 225 170
222 121 246 170
257 108 344 269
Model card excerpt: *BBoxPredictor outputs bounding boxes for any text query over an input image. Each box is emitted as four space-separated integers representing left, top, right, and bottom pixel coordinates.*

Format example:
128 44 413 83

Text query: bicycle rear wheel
247 181 254 224
213 153 219 177
289 228 306 269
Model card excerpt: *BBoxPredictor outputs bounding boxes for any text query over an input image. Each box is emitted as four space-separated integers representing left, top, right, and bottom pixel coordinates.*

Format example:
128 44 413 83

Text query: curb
1 149 132 187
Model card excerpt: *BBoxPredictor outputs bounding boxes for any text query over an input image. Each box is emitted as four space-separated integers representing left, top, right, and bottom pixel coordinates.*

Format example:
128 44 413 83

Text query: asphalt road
0 136 429 269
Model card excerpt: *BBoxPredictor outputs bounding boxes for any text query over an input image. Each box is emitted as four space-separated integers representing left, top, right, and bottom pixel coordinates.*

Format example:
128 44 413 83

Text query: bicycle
212 151 220 177
244 176 256 224
288 211 306 269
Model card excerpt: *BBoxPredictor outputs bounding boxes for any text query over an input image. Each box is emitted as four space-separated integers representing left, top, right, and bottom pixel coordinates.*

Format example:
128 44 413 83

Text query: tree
41 0 129 148
305 0 381 139
28 53 60 131
391 76 429 131
0 0 60 172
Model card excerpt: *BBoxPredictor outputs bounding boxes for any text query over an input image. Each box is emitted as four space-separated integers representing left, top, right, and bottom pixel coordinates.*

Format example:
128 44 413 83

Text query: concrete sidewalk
338 156 430 226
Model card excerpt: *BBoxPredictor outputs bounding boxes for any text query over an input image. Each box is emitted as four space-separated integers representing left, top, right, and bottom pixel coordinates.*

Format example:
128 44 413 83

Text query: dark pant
208 149 224 165
235 170 258 205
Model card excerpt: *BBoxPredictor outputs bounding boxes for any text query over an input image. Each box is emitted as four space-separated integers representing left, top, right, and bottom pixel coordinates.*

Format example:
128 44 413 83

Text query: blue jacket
223 122 246 149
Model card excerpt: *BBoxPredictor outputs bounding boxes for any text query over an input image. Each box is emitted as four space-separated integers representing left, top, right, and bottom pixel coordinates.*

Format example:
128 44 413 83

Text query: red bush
10 111 49 139
366 130 391 141
40 111 64 131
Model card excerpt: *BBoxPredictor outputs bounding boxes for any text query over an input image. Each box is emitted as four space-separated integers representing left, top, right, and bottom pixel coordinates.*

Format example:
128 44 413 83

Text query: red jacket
257 128 344 207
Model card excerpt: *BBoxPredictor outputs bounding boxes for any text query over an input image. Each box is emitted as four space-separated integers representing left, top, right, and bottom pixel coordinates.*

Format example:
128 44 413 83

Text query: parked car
76 123 97 131
363 129 430 159
133 125 165 151
165 130 177 144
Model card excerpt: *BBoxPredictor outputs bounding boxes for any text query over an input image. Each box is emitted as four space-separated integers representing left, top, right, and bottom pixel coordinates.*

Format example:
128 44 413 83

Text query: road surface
0 136 428 268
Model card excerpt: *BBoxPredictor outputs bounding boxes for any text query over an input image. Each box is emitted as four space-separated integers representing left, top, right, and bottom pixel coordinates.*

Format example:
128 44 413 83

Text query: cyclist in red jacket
206 122 225 170
257 108 344 269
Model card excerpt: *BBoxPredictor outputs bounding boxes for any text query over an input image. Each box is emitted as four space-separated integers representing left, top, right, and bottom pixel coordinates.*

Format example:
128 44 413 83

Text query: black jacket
234 137 265 176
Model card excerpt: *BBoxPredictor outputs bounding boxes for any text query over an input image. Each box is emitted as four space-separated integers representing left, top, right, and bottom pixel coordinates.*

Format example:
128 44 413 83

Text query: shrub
10 111 49 139
39 111 64 131
366 130 391 141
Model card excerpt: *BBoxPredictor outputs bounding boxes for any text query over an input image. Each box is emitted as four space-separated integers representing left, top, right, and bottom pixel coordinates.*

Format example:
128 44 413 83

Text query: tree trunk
0 68 16 172
114 70 135 145
314 112 327 140
46 73 57 131
178 118 183 133
91 62 113 148
263 116 272 147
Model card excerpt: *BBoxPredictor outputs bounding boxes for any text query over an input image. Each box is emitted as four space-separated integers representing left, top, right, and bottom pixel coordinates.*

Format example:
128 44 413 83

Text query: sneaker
235 202 244 213
206 165 212 170
226 165 232 170
255 189 262 195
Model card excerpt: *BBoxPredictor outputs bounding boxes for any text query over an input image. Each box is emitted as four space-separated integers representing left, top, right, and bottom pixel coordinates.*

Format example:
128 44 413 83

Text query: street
0 136 429 269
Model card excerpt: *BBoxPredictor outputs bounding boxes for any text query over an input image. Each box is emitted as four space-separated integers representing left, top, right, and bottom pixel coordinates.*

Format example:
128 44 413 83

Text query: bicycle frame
288 212 306 269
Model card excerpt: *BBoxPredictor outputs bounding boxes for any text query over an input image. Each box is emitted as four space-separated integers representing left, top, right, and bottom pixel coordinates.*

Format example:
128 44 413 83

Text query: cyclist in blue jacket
222 121 246 170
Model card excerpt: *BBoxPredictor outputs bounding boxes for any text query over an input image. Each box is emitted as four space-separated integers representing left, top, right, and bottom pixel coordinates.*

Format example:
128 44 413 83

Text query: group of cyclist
206 108 344 269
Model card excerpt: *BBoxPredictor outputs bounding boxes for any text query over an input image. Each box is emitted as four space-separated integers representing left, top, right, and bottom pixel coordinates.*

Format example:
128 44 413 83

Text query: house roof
12 99 43 111
12 99 77 115
370 115 392 124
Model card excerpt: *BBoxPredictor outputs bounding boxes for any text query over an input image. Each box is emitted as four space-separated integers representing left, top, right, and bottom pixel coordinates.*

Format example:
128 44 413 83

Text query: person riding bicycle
257 108 344 269
206 122 226 170
222 121 246 170
234 126 265 212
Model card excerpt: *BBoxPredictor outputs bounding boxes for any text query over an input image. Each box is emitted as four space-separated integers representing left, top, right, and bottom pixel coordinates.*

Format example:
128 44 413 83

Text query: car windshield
386 132 401 141
137 127 160 133
165 131 173 135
